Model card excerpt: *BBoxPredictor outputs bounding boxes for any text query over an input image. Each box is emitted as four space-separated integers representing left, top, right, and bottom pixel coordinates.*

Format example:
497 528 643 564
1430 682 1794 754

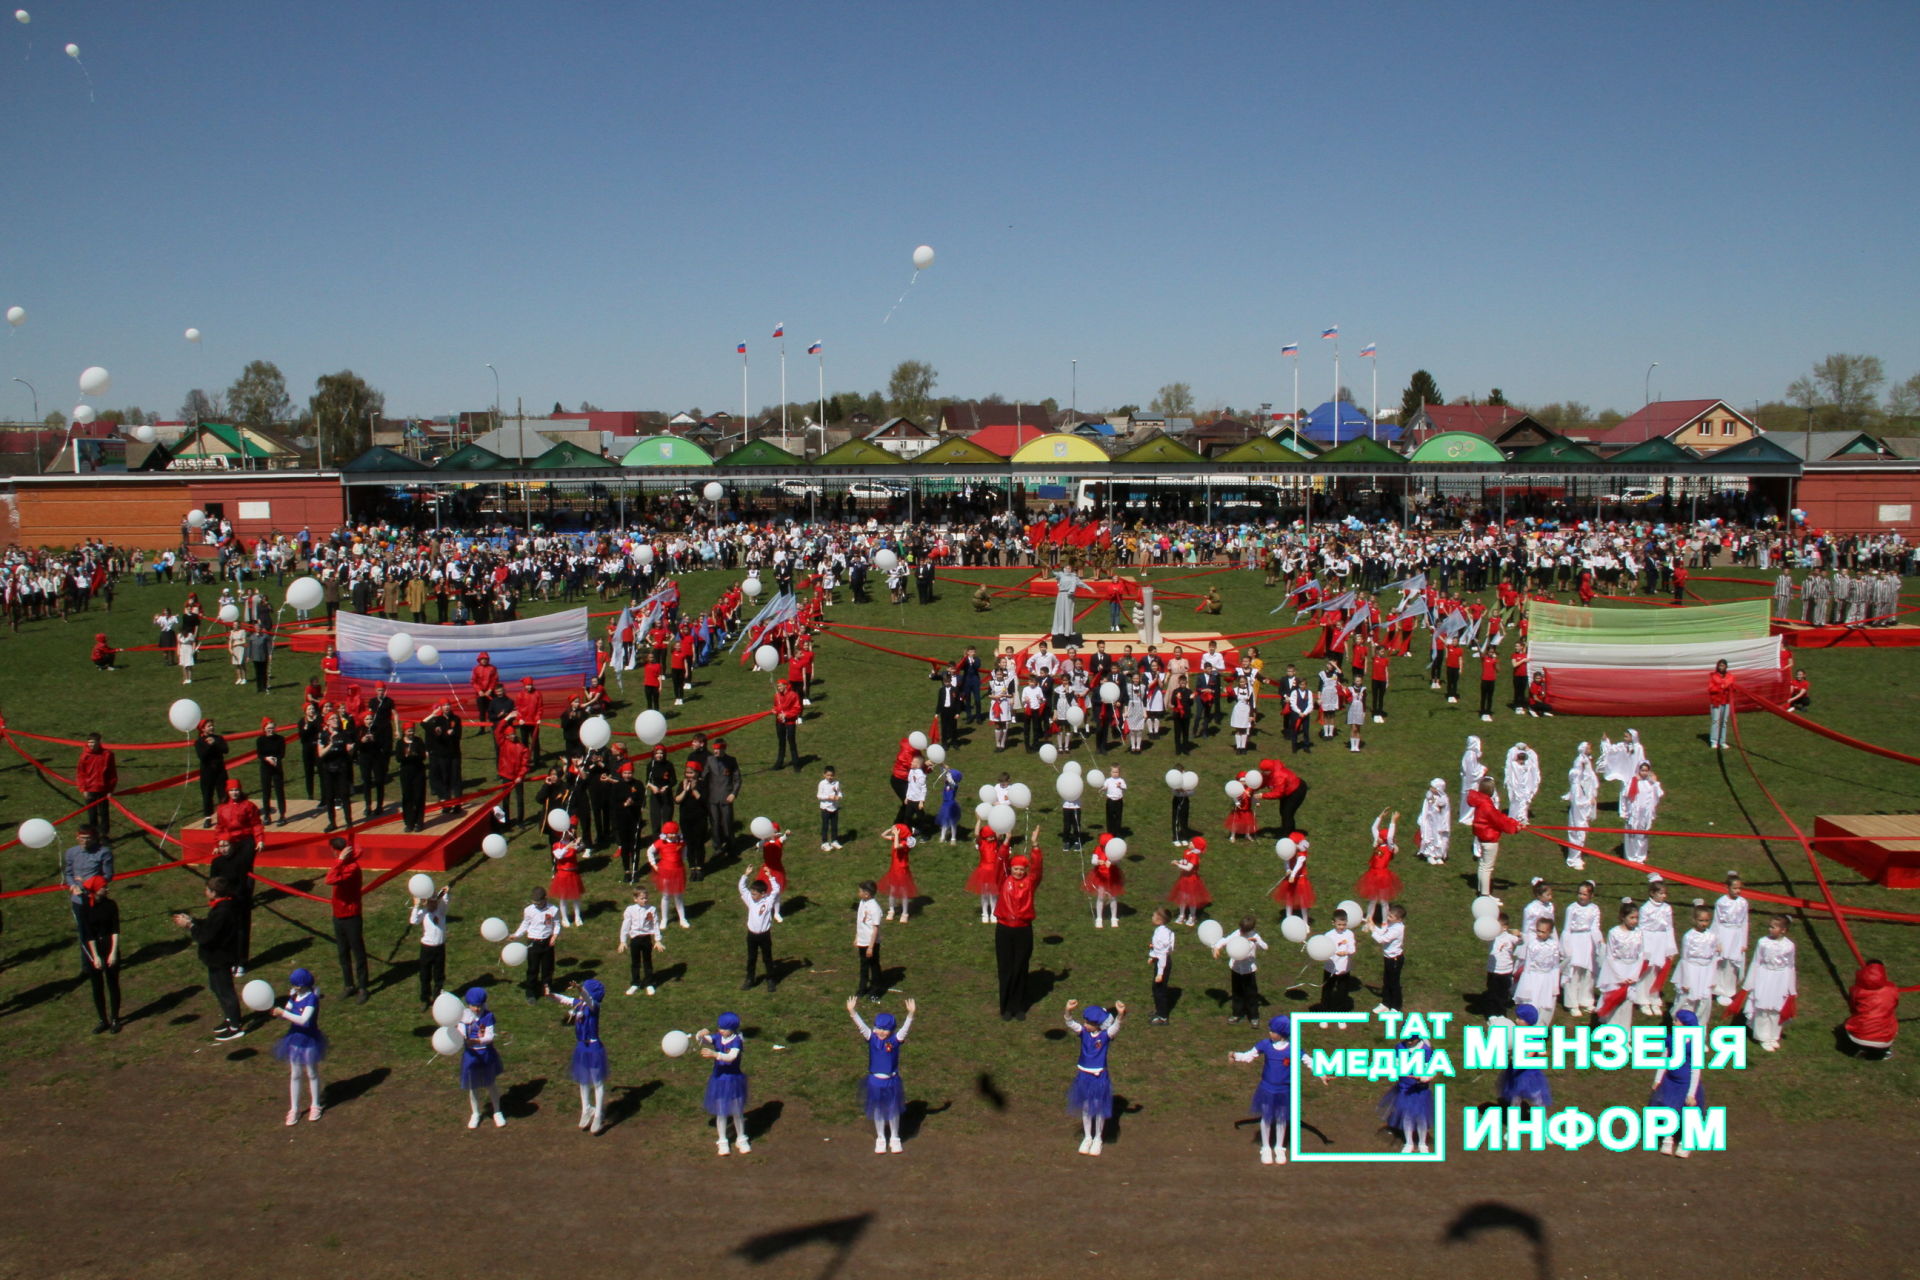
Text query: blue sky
4 1 1917 424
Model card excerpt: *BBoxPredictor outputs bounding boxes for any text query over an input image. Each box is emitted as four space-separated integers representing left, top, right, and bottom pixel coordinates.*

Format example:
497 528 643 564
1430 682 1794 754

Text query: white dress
1504 748 1541 824
1622 777 1662 863
1674 929 1720 1009
1597 925 1645 1026
1639 899 1676 972
1416 787 1451 863
1711 894 1750 997
1457 738 1484 826
1741 936 1797 1014
1229 689 1253 731
1513 937 1565 1012
1560 901 1601 974
1564 754 1599 849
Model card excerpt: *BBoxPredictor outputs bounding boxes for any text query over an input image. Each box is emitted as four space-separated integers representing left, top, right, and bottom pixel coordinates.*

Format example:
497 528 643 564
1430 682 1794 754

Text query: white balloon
1280 915 1310 943
217 603 240 624
184 327 202 343
4 305 21 326
1099 681 1121 704
407 873 436 899
480 917 509 943
416 643 440 666
1005 782 1032 809
873 548 899 572
386 632 416 664
750 815 776 841
1161 769 1181 789
1225 779 1245 800
1336 899 1364 925
1306 935 1336 962
186 508 207 529
1470 894 1502 919
907 731 928 751
16 818 56 849
925 743 946 765
1064 706 1086 729
977 784 997 804
1196 920 1225 948
741 577 763 598
661 1029 691 1058
579 715 612 750
1473 915 1503 942
973 802 993 821
547 808 572 833
1038 744 1058 765
432 991 466 1026
1180 771 1199 791
168 698 202 734
1085 769 1105 789
634 709 668 745
1244 770 1265 791
1275 837 1297 858
912 244 935 271
1062 760 1082 775
77 365 110 396
241 979 277 1012
1107 838 1128 859
133 424 156 444
987 803 1017 835
63 41 77 58
702 481 724 501
12 12 26 26
755 644 780 672
1224 935 1254 962
285 576 324 611
501 941 529 967
71 404 96 425
482 833 509 859
1054 773 1084 802
636 544 655 565
432 1025 464 1056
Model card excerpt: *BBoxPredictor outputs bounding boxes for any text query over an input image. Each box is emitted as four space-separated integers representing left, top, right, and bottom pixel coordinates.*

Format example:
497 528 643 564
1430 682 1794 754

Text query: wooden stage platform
177 785 495 873
1813 814 1920 889
995 631 1236 662
1774 620 1920 649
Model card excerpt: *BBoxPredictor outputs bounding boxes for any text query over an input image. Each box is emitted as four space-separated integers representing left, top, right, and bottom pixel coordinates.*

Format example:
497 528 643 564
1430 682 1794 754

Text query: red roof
1593 400 1740 444
547 411 662 436
965 424 1046 458
1417 403 1529 437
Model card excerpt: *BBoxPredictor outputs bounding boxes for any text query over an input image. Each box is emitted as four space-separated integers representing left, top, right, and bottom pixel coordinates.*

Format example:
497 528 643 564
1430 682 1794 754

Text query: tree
42 410 65 429
1487 387 1509 406
225 361 291 429
308 369 385 464
1883 373 1920 425
1400 370 1442 423
1528 400 1594 432
577 400 601 413
1112 404 1141 419
1149 382 1195 416
1791 353 1884 425
887 360 939 422
180 388 223 424
1336 386 1355 404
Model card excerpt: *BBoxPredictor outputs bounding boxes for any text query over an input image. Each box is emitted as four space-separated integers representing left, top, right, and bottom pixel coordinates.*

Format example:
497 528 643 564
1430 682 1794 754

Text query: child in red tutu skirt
966 829 1006 923
549 823 586 928
648 821 690 929
879 822 919 921
1224 775 1258 842
1083 832 1126 928
1271 833 1313 921
1354 809 1402 927
1167 834 1211 926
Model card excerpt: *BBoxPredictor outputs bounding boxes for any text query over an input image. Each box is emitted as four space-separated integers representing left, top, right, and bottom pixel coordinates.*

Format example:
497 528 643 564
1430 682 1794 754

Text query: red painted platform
1775 621 1920 649
178 789 494 872
1813 814 1920 889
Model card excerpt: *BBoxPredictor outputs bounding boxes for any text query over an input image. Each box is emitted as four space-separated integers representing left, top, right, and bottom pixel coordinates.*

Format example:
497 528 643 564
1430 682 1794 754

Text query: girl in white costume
1741 915 1798 1052
1559 881 1601 1015
1416 778 1451 865
1503 743 1541 825
1635 875 1677 1015
1521 878 1556 940
1562 742 1600 870
1595 899 1646 1029
1457 736 1485 826
1599 728 1646 813
1511 917 1565 1026
1621 764 1663 864
1672 901 1720 1025
1711 872 1751 1003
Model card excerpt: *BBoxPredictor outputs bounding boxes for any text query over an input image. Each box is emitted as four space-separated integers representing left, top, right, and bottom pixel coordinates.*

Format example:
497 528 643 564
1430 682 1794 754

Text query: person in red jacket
772 679 803 771
788 643 815 706
993 841 1046 1020
670 629 694 705
495 716 531 826
1476 646 1500 720
511 676 544 763
1842 960 1899 1060
91 632 117 671
470 652 501 703
1368 647 1391 721
76 732 119 836
1672 563 1690 604
1467 776 1524 896
323 837 370 1002
889 735 917 806
1706 658 1736 750
1444 638 1465 703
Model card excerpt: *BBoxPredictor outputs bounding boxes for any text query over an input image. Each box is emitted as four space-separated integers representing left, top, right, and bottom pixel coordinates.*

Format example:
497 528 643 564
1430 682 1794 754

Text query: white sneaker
468 1112 481 1129
492 1112 506 1127
735 1137 751 1153
716 1140 731 1156
1401 1140 1414 1153
1088 1137 1103 1156
1417 1141 1430 1153
1480 714 1493 722
1094 918 1103 929
1259 1147 1274 1165
645 986 656 996
1078 1136 1093 1154
579 1107 593 1130
1272 1148 1286 1164
626 985 640 996
1447 697 1457 704
875 1137 888 1154
822 843 832 852
888 1137 903 1153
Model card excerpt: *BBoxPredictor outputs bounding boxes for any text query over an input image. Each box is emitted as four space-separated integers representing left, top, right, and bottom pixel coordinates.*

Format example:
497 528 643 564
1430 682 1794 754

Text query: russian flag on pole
772 323 784 338
736 343 747 354
1281 342 1299 356
807 341 822 355
1360 342 1377 357
1321 326 1338 339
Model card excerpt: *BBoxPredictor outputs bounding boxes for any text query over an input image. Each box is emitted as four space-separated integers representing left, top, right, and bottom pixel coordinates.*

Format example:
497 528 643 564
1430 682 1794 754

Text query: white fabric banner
1530 635 1780 672
333 607 590 654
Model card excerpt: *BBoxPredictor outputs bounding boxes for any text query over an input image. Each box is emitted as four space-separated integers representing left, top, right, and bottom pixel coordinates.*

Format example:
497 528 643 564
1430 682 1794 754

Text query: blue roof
1071 421 1118 437
1303 400 1401 442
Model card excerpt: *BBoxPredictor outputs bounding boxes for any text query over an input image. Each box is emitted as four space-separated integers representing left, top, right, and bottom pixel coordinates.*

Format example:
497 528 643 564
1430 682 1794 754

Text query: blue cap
1269 1015 1291 1036
581 979 606 1003
1083 1005 1107 1026
1515 1003 1539 1025
465 987 488 1006
874 1012 897 1032
1674 1009 1699 1027
289 967 314 988
717 1011 741 1032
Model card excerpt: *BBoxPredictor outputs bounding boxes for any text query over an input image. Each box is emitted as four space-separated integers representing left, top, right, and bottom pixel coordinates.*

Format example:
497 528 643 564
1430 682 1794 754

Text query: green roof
1316 435 1406 466
1697 434 1801 467
1270 429 1324 456
530 441 616 470
1511 437 1604 466
813 439 901 467
190 421 272 459
917 436 1007 465
1408 432 1505 464
340 445 424 473
1216 435 1309 465
717 438 805 467
620 435 715 467
435 443 511 471
1608 436 1696 465
1112 435 1205 466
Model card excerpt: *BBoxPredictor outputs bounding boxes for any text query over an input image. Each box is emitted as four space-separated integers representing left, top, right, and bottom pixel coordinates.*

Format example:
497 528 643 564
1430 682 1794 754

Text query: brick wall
10 475 345 550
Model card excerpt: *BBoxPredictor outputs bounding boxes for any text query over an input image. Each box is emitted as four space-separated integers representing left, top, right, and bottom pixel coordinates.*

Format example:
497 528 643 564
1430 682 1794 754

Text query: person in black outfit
194 720 230 826
297 705 323 801
675 764 708 878
78 875 122 1033
356 713 387 815
316 714 356 829
614 762 644 882
424 705 464 814
1170 678 1194 755
172 877 245 1040
366 682 398 795
644 747 676 836
208 835 259 972
255 718 288 824
395 723 429 832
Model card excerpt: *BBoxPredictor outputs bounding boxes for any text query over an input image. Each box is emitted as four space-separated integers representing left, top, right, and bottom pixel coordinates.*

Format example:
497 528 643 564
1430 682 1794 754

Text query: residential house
863 417 938 459
1401 403 1553 454
1590 399 1758 456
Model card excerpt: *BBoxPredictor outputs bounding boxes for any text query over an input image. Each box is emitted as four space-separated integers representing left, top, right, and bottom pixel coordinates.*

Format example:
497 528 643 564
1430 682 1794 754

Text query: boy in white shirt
817 765 843 851
1211 913 1269 1024
1318 910 1359 1013
617 886 664 995
1148 906 1175 1024
1363 903 1406 1014
1102 765 1128 837
409 886 451 1014
854 879 884 1002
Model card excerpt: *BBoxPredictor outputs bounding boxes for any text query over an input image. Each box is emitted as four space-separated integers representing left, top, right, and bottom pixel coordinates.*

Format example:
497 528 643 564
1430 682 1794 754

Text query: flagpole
1332 334 1341 447
779 336 788 451
1369 350 1378 441
741 348 749 442
1290 351 1299 445
815 348 825 449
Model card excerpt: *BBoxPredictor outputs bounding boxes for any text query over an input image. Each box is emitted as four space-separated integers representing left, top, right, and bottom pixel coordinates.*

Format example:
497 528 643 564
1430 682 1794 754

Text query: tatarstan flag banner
1526 599 1785 716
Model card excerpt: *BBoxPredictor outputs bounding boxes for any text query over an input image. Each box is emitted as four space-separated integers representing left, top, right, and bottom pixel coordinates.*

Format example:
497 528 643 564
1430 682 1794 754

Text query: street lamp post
12 377 37 423
1071 359 1077 420
1644 362 1659 408
485 363 500 447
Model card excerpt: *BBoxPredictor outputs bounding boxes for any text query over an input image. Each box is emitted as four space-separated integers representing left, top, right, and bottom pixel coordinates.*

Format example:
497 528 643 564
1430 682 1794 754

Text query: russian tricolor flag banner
1321 326 1339 339
736 342 747 354
330 608 598 715
1281 342 1299 356
807 341 822 355
1360 342 1377 357
772 323 784 338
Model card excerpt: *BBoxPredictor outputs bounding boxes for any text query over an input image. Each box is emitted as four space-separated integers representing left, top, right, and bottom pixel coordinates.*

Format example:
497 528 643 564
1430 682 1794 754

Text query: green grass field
3 567 1916 1140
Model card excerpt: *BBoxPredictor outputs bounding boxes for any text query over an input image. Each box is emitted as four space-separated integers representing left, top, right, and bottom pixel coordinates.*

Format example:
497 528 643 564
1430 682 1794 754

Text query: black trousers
1446 668 1460 699
82 791 111 835
745 929 775 985
526 938 555 996
199 774 223 818
628 936 657 987
204 963 242 1027
417 943 446 1004
253 659 270 692
1381 954 1404 1011
1230 969 1260 1020
1151 959 1172 1020
1105 799 1124 836
857 942 883 996
1171 795 1190 843
774 720 799 767
320 766 354 826
821 809 840 845
1061 807 1083 849
1370 679 1387 717
994 923 1033 1017
258 767 287 822
428 755 459 804
1319 969 1355 1013
1484 971 1512 1014
400 770 428 829
1277 780 1307 834
332 915 369 992
1172 715 1191 754
1479 679 1495 715
1511 674 1528 709
1024 713 1044 749
86 960 122 1024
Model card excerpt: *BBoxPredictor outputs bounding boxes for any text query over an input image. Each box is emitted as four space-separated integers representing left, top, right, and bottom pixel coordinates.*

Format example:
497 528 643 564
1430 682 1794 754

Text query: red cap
661 821 680 835
225 780 242 794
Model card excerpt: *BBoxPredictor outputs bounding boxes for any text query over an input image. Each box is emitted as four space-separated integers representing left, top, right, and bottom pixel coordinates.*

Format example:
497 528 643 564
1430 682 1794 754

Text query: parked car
776 479 824 496
847 481 908 500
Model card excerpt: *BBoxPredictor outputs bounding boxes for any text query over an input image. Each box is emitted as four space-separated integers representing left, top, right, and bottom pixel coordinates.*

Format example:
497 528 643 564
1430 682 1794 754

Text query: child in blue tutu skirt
935 768 963 843
552 978 610 1134
1649 1008 1706 1158
698 1012 751 1156
1496 1004 1553 1110
847 995 917 1153
269 967 326 1126
458 987 506 1129
1377 1034 1438 1153
1229 1014 1294 1165
1064 999 1127 1156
